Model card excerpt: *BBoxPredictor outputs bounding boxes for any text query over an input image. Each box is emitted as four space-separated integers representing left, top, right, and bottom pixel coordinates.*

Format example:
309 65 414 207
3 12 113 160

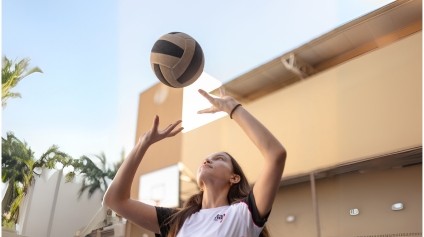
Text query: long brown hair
166 152 270 237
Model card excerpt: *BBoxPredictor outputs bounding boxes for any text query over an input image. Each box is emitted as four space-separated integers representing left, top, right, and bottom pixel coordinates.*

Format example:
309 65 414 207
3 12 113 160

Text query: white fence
15 169 104 237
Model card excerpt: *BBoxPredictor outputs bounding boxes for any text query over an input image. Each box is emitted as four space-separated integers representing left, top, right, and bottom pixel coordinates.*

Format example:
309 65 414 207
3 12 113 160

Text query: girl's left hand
197 88 239 115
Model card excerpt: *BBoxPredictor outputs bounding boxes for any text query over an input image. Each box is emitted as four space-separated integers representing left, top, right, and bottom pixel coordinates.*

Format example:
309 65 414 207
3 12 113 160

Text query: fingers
162 120 183 136
197 107 217 114
198 89 216 104
219 87 226 97
167 120 182 132
168 126 184 137
152 115 159 131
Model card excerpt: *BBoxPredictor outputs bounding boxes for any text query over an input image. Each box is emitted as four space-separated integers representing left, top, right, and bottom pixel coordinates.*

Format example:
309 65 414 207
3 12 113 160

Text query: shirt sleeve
155 206 177 237
244 191 271 227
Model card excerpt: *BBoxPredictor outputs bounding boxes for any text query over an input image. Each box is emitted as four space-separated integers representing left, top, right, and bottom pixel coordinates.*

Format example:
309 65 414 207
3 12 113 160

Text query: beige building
127 1 422 236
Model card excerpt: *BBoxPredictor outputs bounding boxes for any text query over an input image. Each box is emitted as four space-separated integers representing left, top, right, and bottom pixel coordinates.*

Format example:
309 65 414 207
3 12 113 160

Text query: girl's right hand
139 115 183 146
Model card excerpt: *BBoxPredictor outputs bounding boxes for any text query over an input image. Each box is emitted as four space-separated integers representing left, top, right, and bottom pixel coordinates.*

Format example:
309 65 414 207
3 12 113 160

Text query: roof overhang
214 0 422 101
280 146 422 186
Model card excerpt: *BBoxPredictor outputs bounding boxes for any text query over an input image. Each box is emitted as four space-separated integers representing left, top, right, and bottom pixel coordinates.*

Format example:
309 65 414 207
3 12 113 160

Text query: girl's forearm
231 105 286 162
103 140 149 206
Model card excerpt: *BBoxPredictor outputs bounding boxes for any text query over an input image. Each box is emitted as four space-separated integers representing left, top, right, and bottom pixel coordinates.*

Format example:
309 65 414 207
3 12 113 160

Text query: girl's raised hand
197 88 239 115
139 115 183 146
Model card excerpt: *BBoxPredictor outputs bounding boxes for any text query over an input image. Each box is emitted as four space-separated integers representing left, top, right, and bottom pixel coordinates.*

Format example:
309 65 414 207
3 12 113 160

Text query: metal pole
310 172 321 237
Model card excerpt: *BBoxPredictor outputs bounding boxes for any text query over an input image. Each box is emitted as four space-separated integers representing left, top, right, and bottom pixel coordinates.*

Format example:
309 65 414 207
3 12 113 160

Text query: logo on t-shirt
213 213 226 223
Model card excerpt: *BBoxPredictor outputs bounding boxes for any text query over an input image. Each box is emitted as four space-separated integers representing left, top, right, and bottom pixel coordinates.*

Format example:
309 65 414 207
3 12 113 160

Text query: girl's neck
201 185 230 209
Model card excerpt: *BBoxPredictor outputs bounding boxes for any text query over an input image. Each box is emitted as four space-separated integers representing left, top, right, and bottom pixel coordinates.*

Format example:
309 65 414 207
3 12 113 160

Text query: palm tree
71 152 125 198
75 153 110 199
70 151 124 199
2 56 42 108
1 132 73 226
1 132 34 226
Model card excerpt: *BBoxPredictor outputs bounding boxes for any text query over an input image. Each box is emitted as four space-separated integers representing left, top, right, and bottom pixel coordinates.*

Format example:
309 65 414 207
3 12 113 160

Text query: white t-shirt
155 191 269 237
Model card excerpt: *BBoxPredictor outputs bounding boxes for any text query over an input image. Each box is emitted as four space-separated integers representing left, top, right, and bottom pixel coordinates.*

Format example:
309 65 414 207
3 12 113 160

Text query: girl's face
197 152 235 188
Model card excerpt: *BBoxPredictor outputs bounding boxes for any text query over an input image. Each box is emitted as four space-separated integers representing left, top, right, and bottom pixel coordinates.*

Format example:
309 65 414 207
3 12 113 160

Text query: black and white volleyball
150 32 205 88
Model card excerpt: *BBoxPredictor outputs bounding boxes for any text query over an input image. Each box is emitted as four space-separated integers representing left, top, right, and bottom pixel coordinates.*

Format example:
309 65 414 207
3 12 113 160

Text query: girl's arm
198 89 286 217
103 115 183 233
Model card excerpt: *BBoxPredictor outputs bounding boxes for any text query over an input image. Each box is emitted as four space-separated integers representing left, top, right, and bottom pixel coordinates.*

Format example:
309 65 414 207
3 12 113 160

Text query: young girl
103 89 286 237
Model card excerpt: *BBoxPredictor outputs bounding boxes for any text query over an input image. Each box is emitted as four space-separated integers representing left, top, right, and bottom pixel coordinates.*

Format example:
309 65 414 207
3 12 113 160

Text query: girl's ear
230 174 241 184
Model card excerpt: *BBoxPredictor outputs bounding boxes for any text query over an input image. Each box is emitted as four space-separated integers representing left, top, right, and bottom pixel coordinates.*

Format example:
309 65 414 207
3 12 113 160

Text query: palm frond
2 56 42 108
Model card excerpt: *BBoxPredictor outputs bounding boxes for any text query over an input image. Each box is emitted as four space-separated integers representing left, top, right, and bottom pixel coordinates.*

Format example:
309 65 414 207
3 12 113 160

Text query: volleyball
150 32 205 88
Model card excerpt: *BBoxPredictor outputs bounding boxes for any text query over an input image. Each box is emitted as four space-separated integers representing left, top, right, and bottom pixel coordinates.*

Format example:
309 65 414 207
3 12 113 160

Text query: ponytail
166 191 203 237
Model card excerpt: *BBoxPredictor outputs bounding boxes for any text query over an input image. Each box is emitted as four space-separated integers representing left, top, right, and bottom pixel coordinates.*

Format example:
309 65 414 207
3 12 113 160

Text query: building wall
132 32 422 236
181 31 422 181
268 164 422 236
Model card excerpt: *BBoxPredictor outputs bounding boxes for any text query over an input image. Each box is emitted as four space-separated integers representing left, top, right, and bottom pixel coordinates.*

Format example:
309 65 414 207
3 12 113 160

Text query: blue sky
2 0 394 165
